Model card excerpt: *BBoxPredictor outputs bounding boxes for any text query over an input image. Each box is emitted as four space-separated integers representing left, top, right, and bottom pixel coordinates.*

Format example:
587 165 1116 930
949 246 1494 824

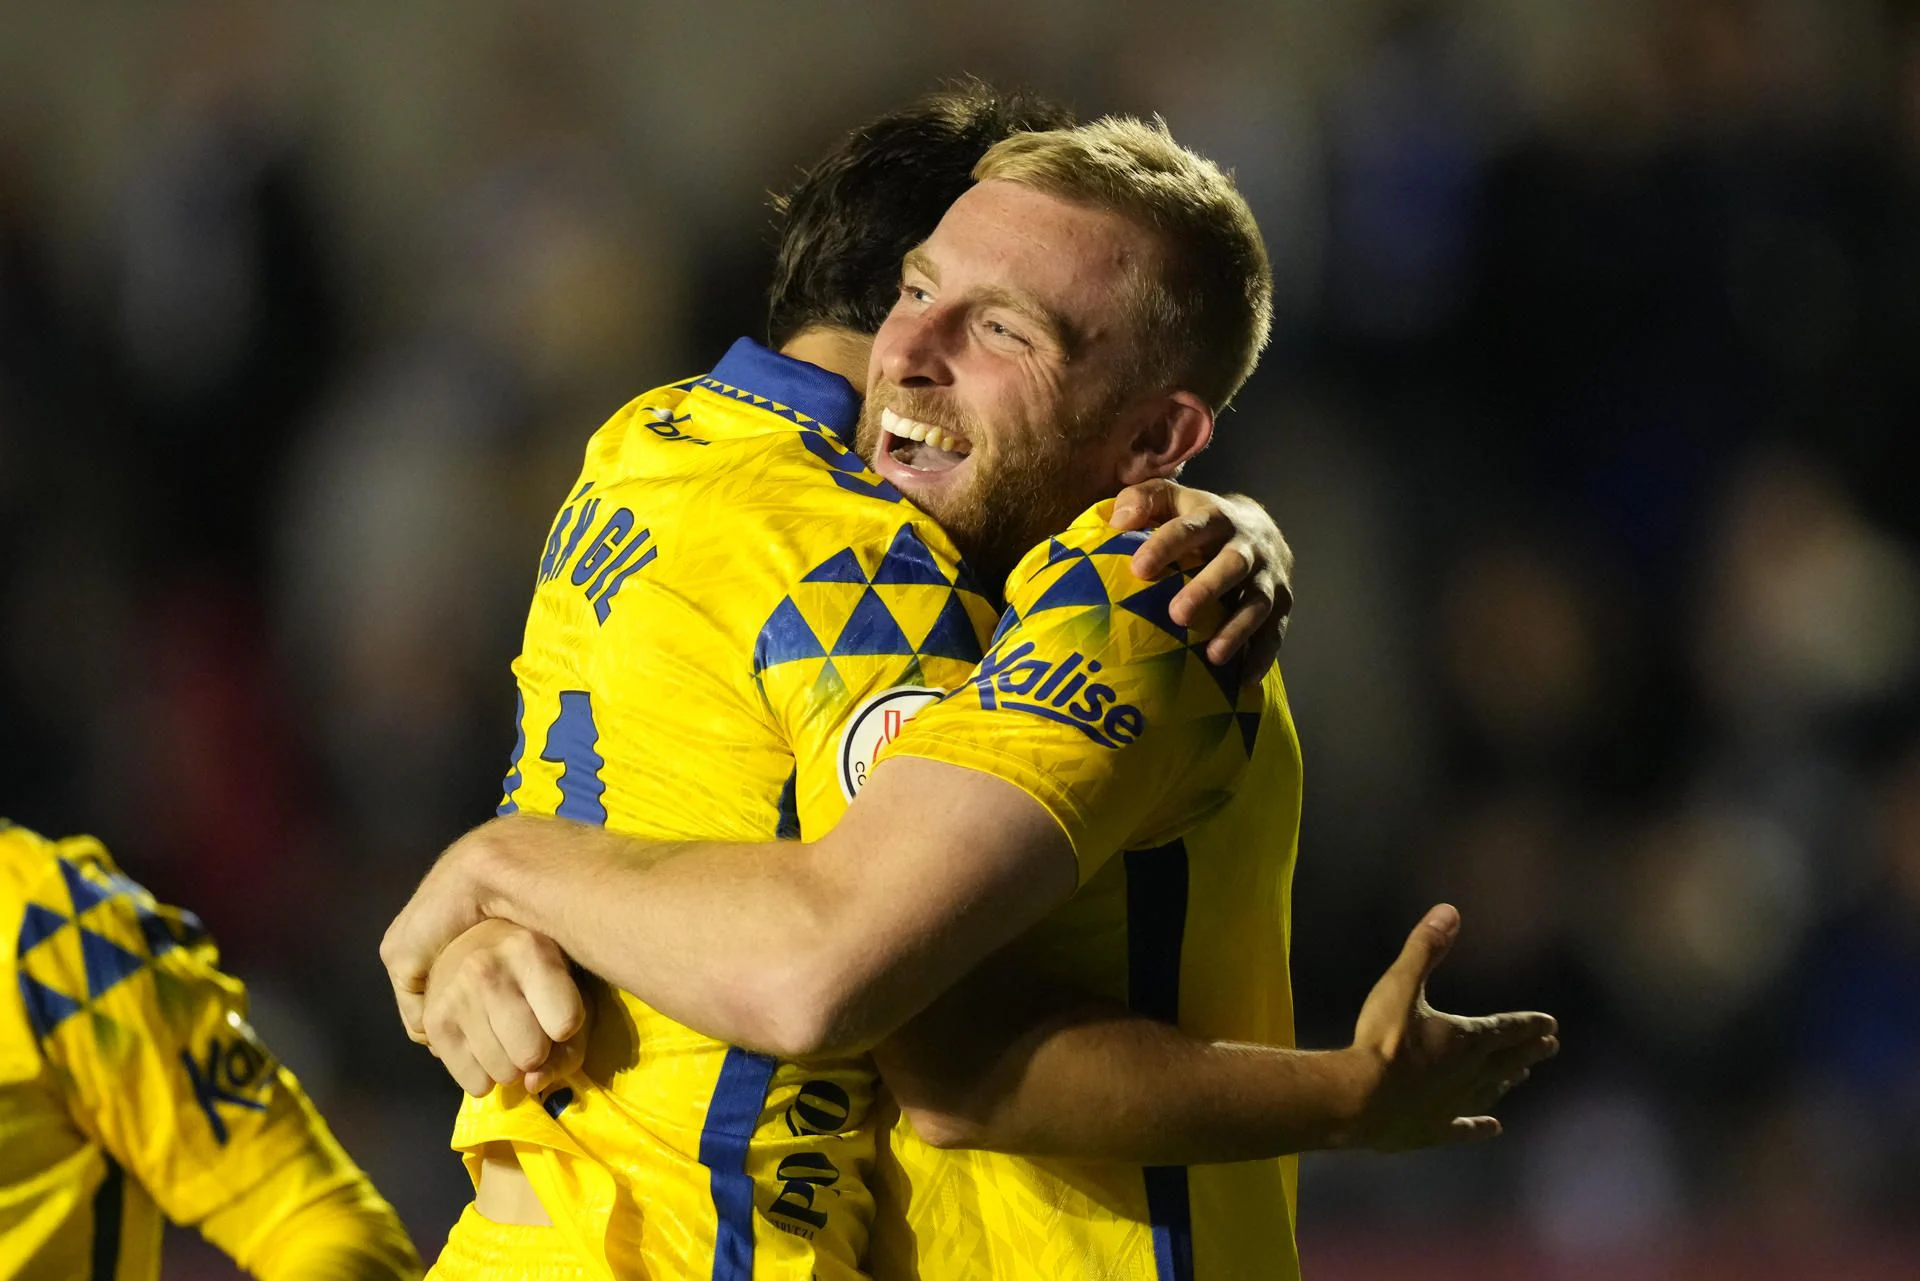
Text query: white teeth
882 406 970 456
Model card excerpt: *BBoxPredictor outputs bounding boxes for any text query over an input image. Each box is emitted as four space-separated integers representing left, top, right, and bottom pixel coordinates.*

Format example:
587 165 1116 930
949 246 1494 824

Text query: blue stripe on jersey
542 691 608 825
700 1046 779 1281
1144 1165 1195 1281
1126 841 1195 1281
90 1155 124 1281
498 687 526 816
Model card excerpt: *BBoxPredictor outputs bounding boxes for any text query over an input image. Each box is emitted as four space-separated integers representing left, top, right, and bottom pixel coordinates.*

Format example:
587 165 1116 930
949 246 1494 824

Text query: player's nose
877 305 957 388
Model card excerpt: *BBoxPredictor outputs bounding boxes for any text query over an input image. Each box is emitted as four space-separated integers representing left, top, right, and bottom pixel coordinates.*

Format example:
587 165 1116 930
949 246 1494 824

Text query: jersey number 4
498 689 607 825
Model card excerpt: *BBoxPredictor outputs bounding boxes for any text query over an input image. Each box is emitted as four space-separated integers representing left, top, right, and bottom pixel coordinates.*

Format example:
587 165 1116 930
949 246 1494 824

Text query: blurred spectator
102 0 338 588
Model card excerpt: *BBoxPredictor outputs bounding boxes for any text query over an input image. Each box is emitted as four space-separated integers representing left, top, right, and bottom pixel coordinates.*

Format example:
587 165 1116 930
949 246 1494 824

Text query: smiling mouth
882 406 973 474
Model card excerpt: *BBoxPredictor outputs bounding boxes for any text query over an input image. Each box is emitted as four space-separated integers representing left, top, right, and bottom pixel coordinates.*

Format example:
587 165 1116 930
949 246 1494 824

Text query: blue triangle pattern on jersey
1237 712 1263 756
1028 557 1112 614
81 927 146 999
950 560 990 598
171 906 209 947
1092 530 1150 557
59 859 112 916
918 592 986 662
754 597 827 672
828 470 905 503
18 903 67 957
1194 640 1247 704
1117 575 1188 641
872 525 951 586
831 588 915 657
136 904 181 957
989 606 1021 647
1044 538 1080 566
19 972 82 1039
802 548 868 585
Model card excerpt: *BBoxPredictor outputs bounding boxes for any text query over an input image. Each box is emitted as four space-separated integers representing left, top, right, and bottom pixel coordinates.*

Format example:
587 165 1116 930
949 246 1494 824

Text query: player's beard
856 388 1116 591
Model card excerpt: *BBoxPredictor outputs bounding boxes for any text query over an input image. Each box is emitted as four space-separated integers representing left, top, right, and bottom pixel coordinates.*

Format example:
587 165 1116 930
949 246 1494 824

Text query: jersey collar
706 338 861 445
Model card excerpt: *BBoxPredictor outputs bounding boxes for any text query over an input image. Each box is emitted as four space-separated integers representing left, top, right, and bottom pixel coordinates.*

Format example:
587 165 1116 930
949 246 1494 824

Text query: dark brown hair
766 78 1076 347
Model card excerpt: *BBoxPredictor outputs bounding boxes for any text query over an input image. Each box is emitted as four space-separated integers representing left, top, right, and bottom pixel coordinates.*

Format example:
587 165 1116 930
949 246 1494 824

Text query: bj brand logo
970 640 1145 749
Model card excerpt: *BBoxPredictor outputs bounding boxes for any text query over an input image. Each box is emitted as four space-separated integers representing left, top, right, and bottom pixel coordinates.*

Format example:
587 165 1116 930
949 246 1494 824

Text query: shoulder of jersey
582 377 910 508
0 819 46 899
579 379 705 466
999 501 1212 642
571 375 998 675
649 372 980 578
6 825 213 1040
682 373 921 516
991 505 1267 759
722 425 999 681
748 493 1000 686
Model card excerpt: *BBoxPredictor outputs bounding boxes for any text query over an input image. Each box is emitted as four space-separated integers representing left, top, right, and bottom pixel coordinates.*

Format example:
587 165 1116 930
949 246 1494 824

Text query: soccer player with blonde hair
389 103 1555 1281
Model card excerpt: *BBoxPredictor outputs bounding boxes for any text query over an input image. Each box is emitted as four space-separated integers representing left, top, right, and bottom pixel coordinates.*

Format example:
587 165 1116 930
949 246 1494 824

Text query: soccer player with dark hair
381 81 1288 1281
0 821 421 1280
388 88 1553 1281
766 79 1078 349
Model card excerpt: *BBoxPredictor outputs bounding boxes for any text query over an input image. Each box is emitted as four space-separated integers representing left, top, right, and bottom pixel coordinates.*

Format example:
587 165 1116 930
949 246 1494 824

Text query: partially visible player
0 820 422 1280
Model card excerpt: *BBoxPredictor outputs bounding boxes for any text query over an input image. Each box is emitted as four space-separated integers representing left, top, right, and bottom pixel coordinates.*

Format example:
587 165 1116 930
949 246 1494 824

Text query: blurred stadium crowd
1 0 1916 1274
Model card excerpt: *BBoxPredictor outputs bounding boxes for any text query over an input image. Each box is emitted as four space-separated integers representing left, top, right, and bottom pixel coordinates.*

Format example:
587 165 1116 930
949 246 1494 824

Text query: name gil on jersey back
536 481 660 624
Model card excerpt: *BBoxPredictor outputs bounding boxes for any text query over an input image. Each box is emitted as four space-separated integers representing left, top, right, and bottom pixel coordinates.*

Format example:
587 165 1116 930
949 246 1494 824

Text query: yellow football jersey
870 503 1305 1281
453 339 1000 1280
0 821 416 1281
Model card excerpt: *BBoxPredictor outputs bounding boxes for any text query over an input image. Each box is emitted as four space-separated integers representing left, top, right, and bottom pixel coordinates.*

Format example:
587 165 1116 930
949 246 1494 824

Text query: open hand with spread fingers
1344 904 1559 1151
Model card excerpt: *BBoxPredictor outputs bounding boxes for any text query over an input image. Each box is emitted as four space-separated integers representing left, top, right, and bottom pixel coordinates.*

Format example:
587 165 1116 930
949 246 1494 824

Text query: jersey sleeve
14 838 374 1228
753 520 1001 838
198 1152 422 1279
876 507 1265 884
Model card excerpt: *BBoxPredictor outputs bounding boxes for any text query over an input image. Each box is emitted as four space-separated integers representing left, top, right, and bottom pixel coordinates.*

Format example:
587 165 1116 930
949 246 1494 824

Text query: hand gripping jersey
869 504 1306 1281
455 339 1000 1280
0 822 418 1281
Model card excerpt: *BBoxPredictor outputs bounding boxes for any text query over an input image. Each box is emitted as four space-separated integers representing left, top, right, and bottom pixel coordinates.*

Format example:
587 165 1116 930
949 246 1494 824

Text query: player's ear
1116 390 1213 485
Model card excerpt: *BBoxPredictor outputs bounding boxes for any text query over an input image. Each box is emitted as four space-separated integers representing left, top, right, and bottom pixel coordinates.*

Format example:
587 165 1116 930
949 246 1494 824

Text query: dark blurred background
2 0 1917 1276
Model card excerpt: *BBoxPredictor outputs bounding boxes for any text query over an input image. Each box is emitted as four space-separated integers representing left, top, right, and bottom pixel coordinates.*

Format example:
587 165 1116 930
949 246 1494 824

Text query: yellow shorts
428 1204 593 1281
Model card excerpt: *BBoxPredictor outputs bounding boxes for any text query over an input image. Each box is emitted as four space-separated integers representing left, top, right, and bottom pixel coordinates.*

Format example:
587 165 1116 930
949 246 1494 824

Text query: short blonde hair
974 116 1273 410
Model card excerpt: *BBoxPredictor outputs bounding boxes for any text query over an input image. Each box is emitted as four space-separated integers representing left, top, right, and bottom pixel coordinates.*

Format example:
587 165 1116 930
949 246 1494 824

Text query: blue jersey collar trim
707 338 861 444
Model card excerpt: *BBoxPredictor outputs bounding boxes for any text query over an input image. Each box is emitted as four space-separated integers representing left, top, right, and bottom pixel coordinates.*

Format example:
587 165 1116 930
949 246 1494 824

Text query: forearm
889 1003 1372 1164
884 905 1566 1164
876 951 1375 1165
463 815 842 1054
397 766 1075 1059
199 1158 420 1280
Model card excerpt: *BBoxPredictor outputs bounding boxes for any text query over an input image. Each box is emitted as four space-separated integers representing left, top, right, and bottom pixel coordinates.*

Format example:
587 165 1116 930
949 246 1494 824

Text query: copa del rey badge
839 686 943 799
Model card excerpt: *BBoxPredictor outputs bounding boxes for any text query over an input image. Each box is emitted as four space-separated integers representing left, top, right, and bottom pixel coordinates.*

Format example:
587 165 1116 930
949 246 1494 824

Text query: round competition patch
839 686 943 799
